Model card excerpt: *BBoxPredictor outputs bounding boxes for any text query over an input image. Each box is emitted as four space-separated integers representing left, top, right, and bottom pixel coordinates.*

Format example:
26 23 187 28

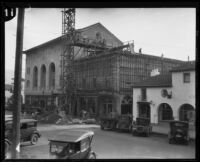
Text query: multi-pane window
141 88 147 101
183 73 190 83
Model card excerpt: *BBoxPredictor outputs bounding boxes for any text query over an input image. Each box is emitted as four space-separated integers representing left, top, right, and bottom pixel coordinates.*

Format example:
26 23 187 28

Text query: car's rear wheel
88 152 96 159
31 134 38 145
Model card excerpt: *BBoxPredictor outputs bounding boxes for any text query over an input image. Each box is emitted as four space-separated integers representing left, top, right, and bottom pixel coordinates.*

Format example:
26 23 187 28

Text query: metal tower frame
61 8 76 115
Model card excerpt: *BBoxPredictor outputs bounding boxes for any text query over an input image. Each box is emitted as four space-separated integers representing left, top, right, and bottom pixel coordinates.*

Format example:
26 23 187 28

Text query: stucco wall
133 71 195 124
25 41 64 95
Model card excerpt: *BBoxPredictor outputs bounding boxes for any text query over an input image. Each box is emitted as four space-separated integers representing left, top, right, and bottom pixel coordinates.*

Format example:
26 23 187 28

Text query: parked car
168 121 190 145
132 117 152 137
100 112 119 130
5 118 41 157
116 114 133 132
48 130 96 159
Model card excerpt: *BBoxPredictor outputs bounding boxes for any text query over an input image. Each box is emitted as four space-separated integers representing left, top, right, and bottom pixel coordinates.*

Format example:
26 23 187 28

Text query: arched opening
179 104 195 122
49 63 55 89
40 65 46 89
26 80 30 88
121 95 132 115
32 66 38 89
158 103 173 122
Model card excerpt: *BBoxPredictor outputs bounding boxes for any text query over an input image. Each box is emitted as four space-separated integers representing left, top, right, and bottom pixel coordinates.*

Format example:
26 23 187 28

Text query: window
183 73 190 83
33 66 38 88
21 123 27 129
93 78 96 88
82 78 86 89
141 88 147 101
26 67 30 75
27 122 36 128
49 63 55 89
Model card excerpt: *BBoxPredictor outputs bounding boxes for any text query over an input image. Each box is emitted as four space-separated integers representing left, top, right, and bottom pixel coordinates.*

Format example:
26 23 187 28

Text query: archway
40 64 46 89
158 103 173 122
49 63 55 89
32 66 38 89
179 104 195 122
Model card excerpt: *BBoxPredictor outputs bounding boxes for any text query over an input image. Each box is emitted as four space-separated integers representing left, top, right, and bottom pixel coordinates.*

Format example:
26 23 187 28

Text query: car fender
28 131 41 140
5 139 11 145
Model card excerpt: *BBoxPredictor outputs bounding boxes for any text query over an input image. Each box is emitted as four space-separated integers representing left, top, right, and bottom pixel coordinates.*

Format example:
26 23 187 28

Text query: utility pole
11 8 25 159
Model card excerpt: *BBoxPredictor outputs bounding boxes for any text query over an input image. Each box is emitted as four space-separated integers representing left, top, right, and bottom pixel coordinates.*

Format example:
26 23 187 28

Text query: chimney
188 56 190 62
139 48 142 54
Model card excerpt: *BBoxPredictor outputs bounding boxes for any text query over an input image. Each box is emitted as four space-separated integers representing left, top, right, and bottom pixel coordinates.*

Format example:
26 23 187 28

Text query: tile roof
133 73 172 88
170 61 195 72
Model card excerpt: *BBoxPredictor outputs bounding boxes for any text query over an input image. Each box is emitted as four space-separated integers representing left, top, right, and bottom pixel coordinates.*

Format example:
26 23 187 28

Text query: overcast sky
5 8 196 84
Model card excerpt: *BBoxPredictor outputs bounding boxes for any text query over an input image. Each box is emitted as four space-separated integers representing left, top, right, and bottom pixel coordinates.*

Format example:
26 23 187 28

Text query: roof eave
133 85 172 88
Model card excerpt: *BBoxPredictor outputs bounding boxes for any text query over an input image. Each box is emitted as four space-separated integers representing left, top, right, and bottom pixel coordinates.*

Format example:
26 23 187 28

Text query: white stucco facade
133 70 195 124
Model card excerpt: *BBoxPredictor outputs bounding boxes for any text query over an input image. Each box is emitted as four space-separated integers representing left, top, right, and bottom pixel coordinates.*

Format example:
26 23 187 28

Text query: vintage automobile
5 119 41 144
116 114 133 132
48 130 96 159
168 121 190 145
132 117 152 137
5 118 41 157
100 112 119 130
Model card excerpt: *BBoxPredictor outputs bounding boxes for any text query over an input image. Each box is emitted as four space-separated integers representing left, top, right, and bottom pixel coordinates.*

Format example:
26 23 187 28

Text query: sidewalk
152 122 195 140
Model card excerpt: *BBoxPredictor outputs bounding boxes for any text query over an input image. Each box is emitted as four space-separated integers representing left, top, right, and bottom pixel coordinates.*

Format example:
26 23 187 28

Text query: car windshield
50 142 73 156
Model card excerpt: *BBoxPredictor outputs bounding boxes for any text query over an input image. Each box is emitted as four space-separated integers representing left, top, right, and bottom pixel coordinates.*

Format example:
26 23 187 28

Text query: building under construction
23 9 185 117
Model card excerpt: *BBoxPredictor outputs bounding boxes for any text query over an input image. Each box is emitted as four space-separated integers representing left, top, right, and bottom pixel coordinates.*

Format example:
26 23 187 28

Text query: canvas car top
170 121 189 127
5 118 37 124
48 130 94 143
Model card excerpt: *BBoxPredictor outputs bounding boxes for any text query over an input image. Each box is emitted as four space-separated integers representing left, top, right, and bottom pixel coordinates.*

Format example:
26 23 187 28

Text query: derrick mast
60 8 76 114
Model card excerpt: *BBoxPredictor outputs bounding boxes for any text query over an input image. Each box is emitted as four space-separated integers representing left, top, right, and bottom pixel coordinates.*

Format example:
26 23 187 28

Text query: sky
5 8 196 84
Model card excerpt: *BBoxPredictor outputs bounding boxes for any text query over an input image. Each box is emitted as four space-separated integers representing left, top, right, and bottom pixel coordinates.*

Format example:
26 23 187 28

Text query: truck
100 112 133 132
100 112 119 130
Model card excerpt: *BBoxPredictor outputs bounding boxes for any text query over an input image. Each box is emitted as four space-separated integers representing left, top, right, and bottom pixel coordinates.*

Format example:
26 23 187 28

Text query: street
19 125 195 159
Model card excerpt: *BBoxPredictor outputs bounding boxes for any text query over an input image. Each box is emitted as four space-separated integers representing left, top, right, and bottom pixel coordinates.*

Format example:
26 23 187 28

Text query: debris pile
40 113 62 124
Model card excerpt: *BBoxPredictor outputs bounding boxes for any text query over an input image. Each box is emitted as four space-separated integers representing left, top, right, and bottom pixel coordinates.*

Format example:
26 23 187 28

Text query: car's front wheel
31 134 39 145
88 152 96 159
5 140 11 158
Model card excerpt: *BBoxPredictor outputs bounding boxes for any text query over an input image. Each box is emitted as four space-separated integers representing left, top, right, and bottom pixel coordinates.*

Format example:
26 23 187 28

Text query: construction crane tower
60 8 77 115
